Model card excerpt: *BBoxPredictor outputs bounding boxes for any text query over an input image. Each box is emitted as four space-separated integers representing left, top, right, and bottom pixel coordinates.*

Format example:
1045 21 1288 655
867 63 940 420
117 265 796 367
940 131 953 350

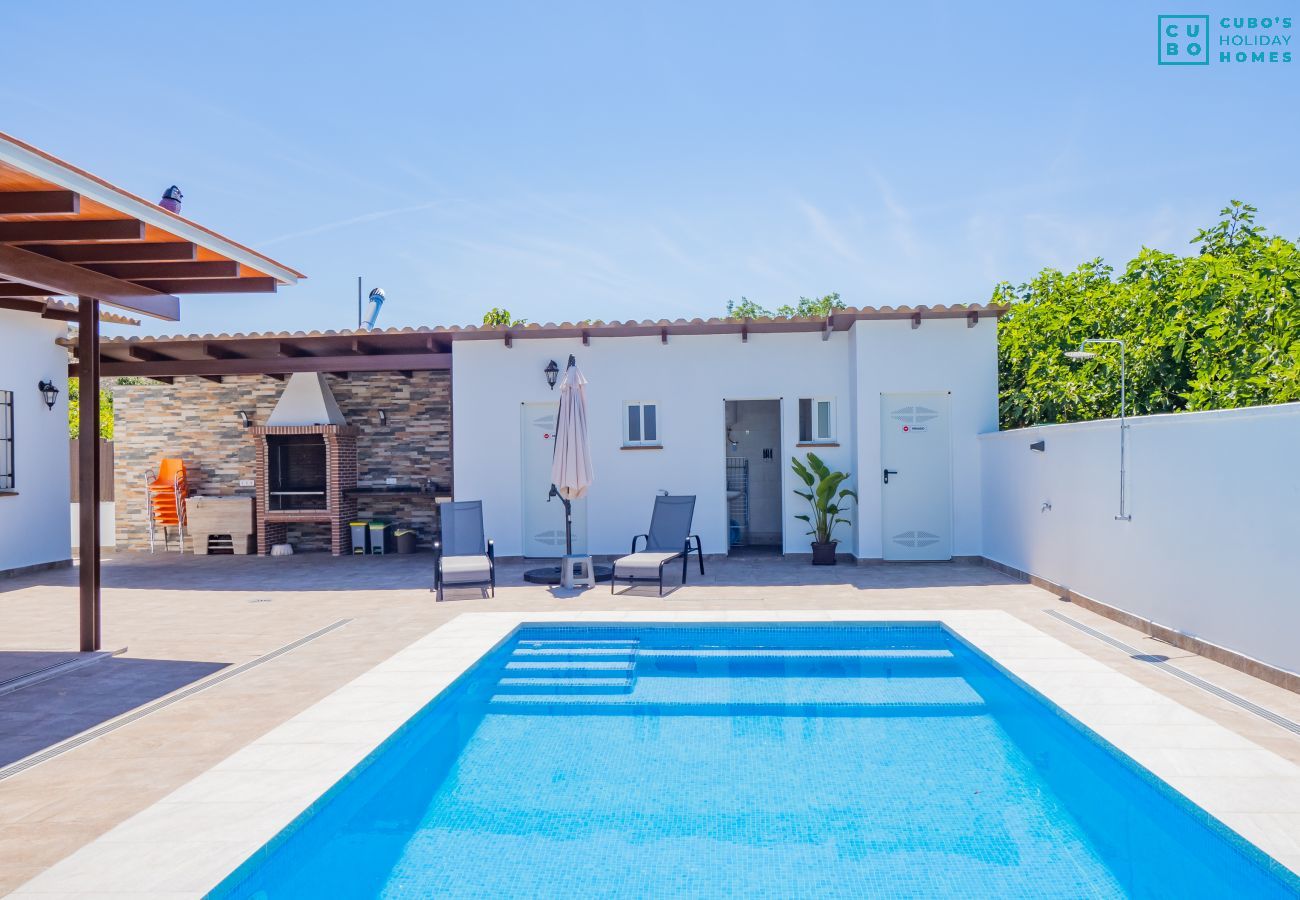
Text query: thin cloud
260 202 441 246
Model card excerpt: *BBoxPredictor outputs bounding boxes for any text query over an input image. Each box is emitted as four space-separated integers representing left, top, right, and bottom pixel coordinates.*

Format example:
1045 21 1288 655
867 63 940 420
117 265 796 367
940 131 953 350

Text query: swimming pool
211 623 1300 898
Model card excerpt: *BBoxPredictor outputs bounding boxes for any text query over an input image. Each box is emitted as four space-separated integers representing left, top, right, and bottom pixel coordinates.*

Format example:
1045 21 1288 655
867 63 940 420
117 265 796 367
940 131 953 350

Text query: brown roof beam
92 352 451 379
0 190 80 215
202 342 245 360
0 241 181 319
133 277 277 295
0 297 46 313
0 219 144 243
127 345 175 362
0 281 51 297
85 261 239 280
29 242 197 263
275 341 313 358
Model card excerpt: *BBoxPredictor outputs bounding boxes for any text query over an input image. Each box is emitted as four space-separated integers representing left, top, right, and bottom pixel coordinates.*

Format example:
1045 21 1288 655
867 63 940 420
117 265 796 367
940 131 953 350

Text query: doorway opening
724 399 782 555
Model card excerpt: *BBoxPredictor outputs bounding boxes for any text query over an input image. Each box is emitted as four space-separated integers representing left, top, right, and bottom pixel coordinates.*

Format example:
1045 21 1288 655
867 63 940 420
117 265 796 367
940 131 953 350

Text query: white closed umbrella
551 357 593 558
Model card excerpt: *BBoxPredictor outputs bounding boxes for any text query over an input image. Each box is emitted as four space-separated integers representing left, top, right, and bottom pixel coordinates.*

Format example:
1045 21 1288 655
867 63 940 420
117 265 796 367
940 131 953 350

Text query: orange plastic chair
147 458 188 551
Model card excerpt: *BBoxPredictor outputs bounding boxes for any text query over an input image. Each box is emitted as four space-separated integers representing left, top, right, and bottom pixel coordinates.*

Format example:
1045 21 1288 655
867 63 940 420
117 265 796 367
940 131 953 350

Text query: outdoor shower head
1065 350 1097 360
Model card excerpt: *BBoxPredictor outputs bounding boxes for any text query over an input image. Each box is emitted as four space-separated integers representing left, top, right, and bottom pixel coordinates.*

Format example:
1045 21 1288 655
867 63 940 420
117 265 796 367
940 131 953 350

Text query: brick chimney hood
266 372 347 426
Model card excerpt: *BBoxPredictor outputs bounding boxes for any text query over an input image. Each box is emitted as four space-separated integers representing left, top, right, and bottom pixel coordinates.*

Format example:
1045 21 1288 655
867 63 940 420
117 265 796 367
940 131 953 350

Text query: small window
623 402 661 447
0 390 13 490
798 397 835 444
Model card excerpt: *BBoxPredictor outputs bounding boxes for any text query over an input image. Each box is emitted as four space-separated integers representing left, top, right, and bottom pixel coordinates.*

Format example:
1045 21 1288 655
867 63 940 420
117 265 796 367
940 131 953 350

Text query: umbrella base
523 564 614 585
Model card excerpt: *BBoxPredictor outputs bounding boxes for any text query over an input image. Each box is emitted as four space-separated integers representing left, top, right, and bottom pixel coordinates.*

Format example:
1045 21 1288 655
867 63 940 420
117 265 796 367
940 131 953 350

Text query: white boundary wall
453 319 997 559
0 310 72 574
980 403 1300 676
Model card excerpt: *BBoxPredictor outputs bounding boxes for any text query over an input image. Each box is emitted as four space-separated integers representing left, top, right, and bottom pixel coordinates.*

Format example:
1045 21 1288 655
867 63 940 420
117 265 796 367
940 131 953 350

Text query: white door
880 392 952 561
521 403 587 557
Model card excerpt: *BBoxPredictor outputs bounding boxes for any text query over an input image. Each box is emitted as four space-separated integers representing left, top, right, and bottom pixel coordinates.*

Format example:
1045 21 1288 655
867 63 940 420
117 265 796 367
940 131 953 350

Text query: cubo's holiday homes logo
1159 14 1293 65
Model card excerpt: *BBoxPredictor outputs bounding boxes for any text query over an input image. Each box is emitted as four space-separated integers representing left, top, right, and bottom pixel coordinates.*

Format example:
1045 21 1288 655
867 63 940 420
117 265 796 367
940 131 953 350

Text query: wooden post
77 296 101 652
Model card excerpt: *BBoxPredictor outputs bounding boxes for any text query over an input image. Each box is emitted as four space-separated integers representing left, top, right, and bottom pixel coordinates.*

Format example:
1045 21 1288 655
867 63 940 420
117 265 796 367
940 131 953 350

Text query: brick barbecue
250 424 359 555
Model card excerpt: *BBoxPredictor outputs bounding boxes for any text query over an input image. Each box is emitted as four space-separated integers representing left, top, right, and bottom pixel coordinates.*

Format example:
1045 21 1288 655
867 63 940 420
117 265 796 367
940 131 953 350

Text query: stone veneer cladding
112 372 451 552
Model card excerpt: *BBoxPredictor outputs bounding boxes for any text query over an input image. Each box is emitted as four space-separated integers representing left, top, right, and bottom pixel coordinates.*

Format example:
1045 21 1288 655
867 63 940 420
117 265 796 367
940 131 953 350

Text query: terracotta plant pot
811 541 838 565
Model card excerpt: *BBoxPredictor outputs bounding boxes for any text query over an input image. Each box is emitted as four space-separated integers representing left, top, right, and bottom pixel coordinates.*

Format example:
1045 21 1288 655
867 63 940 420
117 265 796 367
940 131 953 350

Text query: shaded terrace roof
65 303 1006 379
0 130 303 320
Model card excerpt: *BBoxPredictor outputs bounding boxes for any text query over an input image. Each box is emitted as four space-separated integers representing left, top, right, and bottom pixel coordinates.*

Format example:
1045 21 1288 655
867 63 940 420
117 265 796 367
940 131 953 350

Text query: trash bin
394 528 417 555
349 521 370 555
368 520 393 555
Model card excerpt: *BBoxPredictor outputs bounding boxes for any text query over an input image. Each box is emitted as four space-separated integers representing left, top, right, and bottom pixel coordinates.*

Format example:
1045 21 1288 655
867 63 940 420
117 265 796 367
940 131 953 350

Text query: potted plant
791 452 856 565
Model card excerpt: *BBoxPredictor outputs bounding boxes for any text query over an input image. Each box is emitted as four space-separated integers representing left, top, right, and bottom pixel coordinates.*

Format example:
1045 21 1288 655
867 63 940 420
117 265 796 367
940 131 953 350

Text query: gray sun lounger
611 494 704 596
433 500 495 602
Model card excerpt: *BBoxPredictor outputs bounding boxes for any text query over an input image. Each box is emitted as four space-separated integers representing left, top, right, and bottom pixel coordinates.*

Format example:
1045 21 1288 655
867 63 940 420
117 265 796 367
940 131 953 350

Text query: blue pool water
212 624 1300 898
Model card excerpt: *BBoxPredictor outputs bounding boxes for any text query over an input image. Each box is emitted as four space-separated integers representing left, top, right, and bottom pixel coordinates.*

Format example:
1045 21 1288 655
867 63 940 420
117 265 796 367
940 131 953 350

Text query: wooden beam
93 352 452 378
28 242 197 264
0 282 52 297
128 345 173 362
202 342 244 360
503 332 512 348
0 243 179 320
911 311 922 330
0 297 46 314
822 314 833 341
77 297 102 652
660 327 668 345
967 310 979 328
85 261 239 280
133 276 276 295
0 190 79 215
581 330 590 346
0 219 144 243
741 323 749 343
275 341 312 358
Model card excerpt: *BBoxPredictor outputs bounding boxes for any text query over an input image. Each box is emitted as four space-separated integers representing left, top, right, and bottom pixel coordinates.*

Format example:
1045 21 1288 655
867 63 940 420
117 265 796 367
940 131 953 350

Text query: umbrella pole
563 497 573 556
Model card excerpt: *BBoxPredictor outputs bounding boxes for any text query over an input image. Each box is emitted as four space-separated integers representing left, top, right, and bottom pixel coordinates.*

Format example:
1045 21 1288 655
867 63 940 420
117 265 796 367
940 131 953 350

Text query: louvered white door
880 393 952 561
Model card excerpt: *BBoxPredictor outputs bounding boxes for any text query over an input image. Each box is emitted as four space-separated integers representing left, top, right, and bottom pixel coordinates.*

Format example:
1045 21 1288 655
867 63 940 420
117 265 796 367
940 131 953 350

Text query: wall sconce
37 380 59 410
378 409 388 426
1029 440 1045 452
237 411 251 428
544 359 560 390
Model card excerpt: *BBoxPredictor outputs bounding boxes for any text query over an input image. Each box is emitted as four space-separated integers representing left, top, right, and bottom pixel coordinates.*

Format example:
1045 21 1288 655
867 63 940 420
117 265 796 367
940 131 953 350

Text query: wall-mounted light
1029 440 1045 452
237 411 251 428
378 409 388 426
544 359 560 390
37 380 59 410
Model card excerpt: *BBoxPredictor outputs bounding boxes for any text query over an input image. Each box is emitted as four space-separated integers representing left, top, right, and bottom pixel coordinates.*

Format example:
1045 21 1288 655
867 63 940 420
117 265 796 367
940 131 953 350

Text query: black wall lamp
37 380 59 410
237 411 251 428
378 409 388 426
544 359 560 390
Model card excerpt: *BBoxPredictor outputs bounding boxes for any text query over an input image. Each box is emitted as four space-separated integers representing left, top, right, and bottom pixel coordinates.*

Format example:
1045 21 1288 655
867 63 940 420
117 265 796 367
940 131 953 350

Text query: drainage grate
1044 608 1300 738
0 618 352 782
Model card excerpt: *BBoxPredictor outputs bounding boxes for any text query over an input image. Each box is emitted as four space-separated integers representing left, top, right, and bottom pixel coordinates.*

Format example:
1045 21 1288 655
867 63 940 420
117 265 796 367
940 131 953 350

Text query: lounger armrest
631 533 650 553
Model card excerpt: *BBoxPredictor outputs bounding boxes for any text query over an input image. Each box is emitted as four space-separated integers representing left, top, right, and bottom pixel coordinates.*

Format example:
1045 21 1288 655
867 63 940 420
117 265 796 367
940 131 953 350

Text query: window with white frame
0 390 13 490
798 397 835 443
623 401 661 447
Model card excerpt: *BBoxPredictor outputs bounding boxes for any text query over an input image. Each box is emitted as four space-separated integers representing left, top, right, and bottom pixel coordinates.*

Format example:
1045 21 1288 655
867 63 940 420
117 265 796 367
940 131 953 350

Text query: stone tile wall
113 372 451 552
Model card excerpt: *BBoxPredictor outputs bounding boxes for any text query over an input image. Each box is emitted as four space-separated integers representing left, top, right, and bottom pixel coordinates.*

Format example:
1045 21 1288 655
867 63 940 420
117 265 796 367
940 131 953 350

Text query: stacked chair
146 458 189 552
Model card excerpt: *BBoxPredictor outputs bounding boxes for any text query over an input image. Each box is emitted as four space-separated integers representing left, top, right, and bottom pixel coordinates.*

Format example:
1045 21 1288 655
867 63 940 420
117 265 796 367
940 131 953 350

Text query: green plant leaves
790 452 856 544
996 202 1300 428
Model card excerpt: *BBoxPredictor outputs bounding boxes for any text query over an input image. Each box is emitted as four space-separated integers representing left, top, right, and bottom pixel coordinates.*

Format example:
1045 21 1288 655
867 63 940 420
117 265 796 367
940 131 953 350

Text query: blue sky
6 1 1298 337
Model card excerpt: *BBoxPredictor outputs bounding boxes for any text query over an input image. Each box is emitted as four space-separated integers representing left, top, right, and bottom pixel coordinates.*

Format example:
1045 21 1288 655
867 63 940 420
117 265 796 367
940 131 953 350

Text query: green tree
726 292 846 319
776 292 847 318
482 307 527 326
68 376 154 440
996 202 1300 428
725 296 773 318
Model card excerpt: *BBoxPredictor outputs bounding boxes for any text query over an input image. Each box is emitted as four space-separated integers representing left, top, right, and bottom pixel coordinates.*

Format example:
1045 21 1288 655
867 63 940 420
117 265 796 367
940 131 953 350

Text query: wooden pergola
0 131 303 652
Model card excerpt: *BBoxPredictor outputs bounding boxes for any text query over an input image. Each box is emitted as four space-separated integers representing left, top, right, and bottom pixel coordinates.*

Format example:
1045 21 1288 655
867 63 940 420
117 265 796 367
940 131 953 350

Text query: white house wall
979 403 1300 677
852 318 998 559
453 319 997 559
0 310 72 574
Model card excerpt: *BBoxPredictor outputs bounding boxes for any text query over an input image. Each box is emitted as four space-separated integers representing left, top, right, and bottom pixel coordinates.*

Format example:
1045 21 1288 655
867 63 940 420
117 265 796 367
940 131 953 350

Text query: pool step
500 639 639 695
